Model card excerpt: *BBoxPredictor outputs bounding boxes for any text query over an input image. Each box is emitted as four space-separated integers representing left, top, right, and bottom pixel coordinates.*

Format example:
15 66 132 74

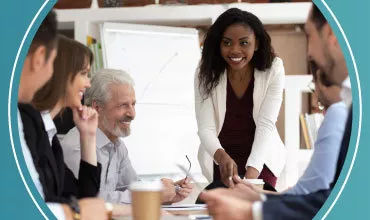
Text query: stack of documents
162 204 207 211
162 204 209 217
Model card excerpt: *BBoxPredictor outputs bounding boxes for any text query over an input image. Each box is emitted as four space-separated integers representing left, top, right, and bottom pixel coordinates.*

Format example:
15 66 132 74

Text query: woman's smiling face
65 61 91 109
220 24 258 72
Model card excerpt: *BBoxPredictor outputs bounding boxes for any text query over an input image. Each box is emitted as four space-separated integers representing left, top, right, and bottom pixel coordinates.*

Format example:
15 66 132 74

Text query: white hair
84 68 135 106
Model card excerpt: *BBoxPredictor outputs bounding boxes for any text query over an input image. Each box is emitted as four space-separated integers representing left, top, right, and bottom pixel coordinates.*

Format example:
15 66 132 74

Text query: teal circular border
312 0 367 219
4 0 57 219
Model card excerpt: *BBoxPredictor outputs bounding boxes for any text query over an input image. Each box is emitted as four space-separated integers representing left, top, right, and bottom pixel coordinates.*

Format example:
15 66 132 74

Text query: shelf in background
55 2 311 28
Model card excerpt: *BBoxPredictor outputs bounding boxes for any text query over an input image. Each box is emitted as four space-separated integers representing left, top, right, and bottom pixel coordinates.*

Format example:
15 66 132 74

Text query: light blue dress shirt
284 101 348 195
253 82 352 220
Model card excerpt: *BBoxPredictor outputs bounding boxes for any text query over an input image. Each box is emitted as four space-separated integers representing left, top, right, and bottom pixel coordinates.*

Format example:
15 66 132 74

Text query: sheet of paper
162 204 209 218
188 215 212 220
162 204 206 209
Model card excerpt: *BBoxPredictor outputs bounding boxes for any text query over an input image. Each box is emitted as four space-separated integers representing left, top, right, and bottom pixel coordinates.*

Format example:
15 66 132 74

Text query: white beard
100 114 131 138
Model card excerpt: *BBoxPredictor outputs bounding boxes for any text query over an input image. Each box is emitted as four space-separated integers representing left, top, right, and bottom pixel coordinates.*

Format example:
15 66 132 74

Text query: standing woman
19 35 101 202
195 8 286 188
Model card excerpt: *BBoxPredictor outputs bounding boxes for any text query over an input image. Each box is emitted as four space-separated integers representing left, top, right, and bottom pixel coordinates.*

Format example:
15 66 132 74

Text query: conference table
115 182 210 219
115 208 210 220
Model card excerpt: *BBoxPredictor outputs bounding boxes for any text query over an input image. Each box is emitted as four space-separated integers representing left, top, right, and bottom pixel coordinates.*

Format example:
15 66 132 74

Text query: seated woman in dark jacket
19 35 101 203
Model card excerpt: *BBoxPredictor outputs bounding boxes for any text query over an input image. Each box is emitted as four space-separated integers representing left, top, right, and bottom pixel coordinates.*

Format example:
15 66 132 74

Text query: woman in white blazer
195 8 286 188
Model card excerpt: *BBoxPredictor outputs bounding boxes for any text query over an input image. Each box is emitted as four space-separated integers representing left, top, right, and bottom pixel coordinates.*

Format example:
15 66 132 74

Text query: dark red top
213 75 277 187
213 76 256 180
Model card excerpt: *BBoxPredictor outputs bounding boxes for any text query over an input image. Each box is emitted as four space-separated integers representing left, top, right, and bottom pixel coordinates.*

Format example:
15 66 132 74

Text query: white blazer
195 57 287 182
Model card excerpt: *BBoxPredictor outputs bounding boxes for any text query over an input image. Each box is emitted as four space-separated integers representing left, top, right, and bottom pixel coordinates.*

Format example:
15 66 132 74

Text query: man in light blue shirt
284 67 348 194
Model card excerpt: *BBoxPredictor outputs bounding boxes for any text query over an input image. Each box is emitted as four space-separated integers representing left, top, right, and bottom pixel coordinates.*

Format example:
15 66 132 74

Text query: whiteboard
100 22 202 177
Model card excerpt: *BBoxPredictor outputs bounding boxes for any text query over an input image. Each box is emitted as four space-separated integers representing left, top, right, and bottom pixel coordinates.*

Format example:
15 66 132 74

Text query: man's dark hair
311 4 327 30
28 10 58 60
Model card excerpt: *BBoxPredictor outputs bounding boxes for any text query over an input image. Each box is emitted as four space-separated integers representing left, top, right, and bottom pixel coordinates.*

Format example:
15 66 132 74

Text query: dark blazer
18 103 101 203
263 107 352 220
54 107 75 135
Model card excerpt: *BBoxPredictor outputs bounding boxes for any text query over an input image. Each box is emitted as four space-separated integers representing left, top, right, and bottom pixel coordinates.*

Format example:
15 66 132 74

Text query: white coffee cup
129 181 163 220
243 178 265 190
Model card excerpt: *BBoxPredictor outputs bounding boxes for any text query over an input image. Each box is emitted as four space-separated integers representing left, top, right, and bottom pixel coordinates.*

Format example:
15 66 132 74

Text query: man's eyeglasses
177 161 204 192
185 155 191 180
174 155 192 192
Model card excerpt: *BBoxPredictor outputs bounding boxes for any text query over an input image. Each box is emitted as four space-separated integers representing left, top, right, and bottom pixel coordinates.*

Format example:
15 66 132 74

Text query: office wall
268 25 308 147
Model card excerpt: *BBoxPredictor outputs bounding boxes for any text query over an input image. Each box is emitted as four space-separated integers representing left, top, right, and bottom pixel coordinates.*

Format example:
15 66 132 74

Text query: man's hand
171 178 193 203
233 175 265 194
111 204 131 218
224 176 264 202
232 183 263 202
161 178 193 204
161 178 176 204
200 189 253 220
72 198 108 220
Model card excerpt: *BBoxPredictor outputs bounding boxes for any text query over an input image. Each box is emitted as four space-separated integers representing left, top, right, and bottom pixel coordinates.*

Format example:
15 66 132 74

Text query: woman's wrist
80 132 96 147
79 130 96 138
67 196 81 220
80 136 97 166
245 166 259 179
62 204 74 220
214 149 228 164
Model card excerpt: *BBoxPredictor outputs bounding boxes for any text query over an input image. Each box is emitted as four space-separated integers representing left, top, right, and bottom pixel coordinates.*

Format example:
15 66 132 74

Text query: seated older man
61 69 192 204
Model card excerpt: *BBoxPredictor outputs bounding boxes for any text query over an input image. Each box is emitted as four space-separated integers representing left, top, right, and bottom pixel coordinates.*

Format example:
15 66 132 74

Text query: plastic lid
243 178 265 185
129 181 163 191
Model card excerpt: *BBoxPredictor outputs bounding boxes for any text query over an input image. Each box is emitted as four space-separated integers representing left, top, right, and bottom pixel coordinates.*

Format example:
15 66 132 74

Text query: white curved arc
320 0 362 219
8 0 50 219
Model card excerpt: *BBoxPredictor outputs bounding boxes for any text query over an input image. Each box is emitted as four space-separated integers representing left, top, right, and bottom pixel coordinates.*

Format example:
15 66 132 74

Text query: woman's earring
318 102 325 112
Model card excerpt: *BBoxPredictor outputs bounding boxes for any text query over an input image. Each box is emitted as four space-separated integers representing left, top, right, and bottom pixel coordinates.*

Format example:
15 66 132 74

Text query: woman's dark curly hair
198 8 276 98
